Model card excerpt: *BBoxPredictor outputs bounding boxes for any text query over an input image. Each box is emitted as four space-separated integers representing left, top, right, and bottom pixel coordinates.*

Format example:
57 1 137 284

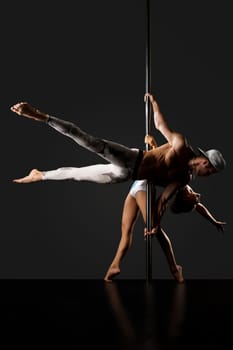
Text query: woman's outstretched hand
144 226 158 239
214 220 226 234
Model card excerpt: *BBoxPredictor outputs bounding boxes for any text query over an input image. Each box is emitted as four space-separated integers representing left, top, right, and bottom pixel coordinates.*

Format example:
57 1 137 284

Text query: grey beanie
197 148 226 172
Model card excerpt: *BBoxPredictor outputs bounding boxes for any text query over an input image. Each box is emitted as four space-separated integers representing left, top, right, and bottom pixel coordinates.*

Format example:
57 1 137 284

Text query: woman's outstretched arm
195 203 226 233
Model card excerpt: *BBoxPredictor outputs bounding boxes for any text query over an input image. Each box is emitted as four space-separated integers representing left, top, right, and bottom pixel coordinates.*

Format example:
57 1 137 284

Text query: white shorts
129 180 147 198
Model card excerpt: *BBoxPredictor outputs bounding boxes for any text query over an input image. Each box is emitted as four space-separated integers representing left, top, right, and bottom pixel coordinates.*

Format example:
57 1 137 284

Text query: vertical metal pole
145 0 152 281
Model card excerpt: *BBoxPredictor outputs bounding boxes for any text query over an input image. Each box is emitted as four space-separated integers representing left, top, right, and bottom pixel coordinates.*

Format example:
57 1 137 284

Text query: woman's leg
156 229 184 283
135 191 184 283
104 193 139 282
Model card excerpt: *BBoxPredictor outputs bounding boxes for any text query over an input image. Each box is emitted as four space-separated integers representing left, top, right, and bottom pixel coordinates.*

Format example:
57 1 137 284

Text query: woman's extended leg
104 193 139 282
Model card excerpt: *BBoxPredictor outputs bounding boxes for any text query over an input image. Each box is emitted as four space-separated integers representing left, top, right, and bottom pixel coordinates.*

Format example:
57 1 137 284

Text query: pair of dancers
11 93 226 282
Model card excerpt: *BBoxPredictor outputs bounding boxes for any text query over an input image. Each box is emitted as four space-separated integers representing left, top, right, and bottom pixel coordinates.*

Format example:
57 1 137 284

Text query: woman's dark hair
170 189 197 214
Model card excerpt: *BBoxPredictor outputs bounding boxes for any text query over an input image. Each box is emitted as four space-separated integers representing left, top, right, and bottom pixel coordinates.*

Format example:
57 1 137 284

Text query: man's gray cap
197 148 226 172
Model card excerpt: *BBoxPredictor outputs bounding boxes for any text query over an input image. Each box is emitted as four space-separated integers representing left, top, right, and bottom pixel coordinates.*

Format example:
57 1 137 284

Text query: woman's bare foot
13 169 43 184
104 266 121 283
10 102 49 122
173 265 184 283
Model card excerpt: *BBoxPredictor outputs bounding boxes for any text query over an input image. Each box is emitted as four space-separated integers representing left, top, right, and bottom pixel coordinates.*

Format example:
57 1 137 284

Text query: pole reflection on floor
104 281 186 349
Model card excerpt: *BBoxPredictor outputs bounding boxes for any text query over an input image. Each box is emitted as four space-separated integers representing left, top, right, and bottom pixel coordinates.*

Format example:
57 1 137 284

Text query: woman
104 180 226 283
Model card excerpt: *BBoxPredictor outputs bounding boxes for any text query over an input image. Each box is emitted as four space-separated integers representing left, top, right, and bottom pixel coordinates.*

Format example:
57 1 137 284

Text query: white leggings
42 115 142 184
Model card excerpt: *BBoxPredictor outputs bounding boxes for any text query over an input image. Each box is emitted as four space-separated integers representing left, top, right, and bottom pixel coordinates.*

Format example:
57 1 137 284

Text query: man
11 93 226 233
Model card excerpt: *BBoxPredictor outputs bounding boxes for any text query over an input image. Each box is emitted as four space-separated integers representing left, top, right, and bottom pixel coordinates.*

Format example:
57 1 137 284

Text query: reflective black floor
0 279 232 349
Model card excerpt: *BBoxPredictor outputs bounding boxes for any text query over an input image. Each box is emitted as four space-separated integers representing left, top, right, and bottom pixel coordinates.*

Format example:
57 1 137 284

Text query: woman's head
170 185 200 214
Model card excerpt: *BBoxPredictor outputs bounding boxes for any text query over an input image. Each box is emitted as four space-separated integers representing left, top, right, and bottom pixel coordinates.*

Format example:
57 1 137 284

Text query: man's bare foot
104 266 120 283
13 169 43 184
173 265 184 283
10 102 49 122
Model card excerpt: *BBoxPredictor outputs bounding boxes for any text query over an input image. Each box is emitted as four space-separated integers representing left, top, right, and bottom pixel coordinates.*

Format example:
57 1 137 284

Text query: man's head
191 148 226 177
197 148 226 172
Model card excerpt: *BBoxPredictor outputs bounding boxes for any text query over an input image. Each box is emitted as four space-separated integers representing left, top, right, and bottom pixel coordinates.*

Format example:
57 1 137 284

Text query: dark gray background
1 1 232 279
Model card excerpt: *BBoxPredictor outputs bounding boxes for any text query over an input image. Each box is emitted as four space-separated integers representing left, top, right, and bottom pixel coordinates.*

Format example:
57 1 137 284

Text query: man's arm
195 203 226 233
144 93 188 152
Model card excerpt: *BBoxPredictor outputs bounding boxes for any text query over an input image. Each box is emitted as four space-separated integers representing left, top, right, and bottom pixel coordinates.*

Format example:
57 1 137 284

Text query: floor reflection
0 279 232 348
104 280 186 349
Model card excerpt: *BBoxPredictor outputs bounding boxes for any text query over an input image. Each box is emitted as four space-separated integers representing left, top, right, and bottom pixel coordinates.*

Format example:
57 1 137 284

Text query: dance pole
145 0 152 281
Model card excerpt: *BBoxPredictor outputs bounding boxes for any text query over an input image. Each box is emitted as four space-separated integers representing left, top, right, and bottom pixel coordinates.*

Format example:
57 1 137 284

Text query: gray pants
42 116 141 184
